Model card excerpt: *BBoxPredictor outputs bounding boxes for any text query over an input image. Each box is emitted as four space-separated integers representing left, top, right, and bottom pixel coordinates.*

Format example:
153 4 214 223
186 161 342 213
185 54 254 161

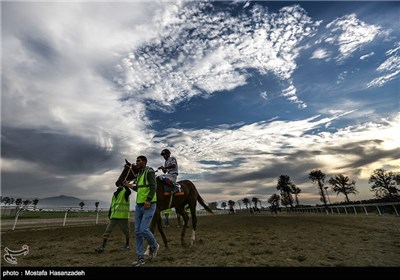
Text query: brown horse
115 159 213 249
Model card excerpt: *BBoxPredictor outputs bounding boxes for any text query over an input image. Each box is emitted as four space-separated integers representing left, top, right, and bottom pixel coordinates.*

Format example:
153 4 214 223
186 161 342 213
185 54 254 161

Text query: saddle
163 191 184 196
163 183 183 196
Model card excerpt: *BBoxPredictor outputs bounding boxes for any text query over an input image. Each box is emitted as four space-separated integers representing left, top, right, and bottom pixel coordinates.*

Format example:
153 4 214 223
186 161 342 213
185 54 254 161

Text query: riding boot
173 183 180 193
162 177 176 193
162 183 168 192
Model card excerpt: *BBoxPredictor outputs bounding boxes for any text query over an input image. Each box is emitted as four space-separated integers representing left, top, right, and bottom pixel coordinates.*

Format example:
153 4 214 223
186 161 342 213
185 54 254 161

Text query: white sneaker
149 243 160 259
144 245 150 256
131 258 145 267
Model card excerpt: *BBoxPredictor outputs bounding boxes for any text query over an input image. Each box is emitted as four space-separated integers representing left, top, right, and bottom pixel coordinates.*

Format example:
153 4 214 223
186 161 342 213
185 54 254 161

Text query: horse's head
115 159 139 187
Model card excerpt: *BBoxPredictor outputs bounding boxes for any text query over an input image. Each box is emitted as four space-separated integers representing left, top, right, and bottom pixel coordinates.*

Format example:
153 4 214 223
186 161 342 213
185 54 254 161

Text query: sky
1 0 399 209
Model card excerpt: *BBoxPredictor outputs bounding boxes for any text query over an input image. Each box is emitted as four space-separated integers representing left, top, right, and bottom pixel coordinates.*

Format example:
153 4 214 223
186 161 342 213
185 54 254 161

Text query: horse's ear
125 159 131 165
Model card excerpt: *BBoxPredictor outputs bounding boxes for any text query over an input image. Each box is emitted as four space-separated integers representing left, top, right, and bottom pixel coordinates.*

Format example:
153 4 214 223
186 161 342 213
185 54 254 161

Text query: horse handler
95 185 131 253
124 155 160 267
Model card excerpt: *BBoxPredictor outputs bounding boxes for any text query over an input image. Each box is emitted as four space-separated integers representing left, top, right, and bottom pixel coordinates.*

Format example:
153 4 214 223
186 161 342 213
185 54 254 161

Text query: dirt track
1 212 399 268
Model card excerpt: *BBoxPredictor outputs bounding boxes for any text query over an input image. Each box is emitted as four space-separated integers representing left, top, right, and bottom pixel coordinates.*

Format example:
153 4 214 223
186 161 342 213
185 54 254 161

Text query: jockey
157 149 181 193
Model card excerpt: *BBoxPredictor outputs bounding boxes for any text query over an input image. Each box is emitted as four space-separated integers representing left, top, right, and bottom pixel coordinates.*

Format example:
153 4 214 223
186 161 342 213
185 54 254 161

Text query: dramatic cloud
1 1 399 207
325 14 381 62
115 3 319 109
368 42 400 87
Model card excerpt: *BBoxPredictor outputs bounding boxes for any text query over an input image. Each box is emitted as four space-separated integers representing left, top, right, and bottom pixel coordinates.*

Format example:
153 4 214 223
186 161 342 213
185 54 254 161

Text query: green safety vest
110 188 130 219
136 167 157 204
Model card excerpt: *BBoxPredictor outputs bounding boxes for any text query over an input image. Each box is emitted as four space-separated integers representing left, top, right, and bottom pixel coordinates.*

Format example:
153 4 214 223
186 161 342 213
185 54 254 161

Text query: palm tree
15 198 22 206
228 200 235 213
95 202 99 212
22 200 31 209
291 184 301 206
369 169 400 198
236 200 242 210
276 175 294 208
220 201 227 210
309 169 327 208
31 199 39 209
242 198 250 209
79 201 85 210
328 174 358 202
268 193 280 206
268 194 280 214
251 197 259 208
1 197 10 205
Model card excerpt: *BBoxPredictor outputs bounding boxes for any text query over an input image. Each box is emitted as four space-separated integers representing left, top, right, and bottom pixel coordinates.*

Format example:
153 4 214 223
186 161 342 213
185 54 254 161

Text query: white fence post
12 207 25 231
375 205 382 216
392 205 399 216
63 209 70 226
96 210 100 224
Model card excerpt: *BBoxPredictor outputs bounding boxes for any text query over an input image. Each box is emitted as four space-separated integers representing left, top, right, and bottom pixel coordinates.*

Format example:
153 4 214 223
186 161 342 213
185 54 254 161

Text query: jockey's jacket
110 188 130 219
136 167 157 204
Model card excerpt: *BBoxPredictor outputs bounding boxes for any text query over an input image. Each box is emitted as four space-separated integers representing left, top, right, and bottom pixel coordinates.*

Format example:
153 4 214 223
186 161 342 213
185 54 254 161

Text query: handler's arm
146 169 156 202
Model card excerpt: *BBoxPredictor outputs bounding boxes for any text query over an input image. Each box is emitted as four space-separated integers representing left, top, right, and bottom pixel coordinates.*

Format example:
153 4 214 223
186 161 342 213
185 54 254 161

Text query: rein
122 165 135 185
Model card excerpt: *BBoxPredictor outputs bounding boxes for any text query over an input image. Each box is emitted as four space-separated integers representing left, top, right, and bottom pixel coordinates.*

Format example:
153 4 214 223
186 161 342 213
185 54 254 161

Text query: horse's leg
176 213 182 227
177 208 189 247
189 205 197 246
155 209 169 249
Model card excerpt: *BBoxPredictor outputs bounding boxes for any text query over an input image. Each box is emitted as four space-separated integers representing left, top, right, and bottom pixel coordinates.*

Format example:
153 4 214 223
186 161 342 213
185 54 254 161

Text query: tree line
0 198 101 211
2 168 398 212
0 197 39 209
209 168 400 211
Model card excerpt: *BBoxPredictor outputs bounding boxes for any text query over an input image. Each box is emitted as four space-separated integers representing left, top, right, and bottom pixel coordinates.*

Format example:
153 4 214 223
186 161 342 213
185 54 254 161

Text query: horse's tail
187 181 214 214
197 194 214 214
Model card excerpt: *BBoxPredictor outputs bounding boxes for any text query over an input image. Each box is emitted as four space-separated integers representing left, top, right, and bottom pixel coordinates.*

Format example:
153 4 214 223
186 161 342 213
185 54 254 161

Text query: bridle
121 164 136 186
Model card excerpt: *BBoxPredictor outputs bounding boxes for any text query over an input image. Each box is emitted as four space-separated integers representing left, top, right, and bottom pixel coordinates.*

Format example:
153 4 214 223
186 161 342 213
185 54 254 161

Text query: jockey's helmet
160 149 171 156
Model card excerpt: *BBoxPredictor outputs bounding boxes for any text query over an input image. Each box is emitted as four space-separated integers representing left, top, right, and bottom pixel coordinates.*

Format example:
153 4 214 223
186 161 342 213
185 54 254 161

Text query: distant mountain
36 195 110 210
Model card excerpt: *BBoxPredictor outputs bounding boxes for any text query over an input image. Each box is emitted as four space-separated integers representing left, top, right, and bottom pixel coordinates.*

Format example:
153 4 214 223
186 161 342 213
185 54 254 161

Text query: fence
290 202 400 216
3 202 397 231
0 206 111 231
0 206 215 231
